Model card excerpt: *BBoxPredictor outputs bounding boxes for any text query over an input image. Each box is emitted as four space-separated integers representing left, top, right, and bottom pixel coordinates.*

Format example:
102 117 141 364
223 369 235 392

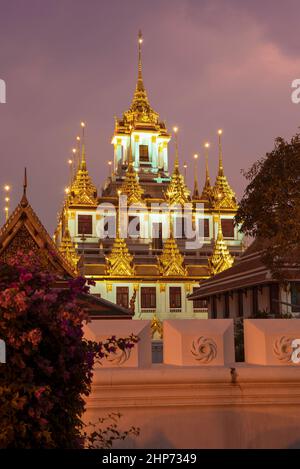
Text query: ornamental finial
80 122 86 169
137 30 144 90
173 126 179 168
20 167 28 208
217 129 224 177
193 153 200 199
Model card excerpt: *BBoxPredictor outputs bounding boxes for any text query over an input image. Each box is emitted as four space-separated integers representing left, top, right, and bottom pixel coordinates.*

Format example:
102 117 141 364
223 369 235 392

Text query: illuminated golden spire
201 142 213 200
137 29 145 94
165 127 190 205
208 216 234 276
59 210 79 270
212 130 237 209
192 153 200 200
157 227 187 277
122 31 160 126
120 129 144 204
105 194 135 276
68 122 98 206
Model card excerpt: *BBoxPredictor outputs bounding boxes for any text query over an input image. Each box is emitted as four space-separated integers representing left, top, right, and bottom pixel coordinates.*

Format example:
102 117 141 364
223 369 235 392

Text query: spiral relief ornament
106 347 132 366
191 336 217 363
273 336 294 363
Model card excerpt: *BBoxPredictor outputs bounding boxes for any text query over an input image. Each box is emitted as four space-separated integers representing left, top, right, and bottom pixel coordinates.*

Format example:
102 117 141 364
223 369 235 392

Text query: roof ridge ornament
20 167 29 208
208 215 234 275
212 130 237 209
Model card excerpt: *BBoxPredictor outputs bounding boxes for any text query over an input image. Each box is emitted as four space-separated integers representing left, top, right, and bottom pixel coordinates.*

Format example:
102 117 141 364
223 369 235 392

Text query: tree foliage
0 251 138 448
235 134 300 277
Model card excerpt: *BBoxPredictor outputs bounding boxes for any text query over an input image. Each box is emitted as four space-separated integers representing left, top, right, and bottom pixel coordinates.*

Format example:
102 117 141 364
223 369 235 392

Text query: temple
54 32 244 325
0 171 133 320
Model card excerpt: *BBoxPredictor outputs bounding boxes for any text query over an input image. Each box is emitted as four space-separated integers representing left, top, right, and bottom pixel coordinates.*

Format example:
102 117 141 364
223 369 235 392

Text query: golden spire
20 167 28 208
208 216 234 276
120 128 144 204
217 129 224 177
122 31 159 126
165 127 190 205
192 153 200 200
157 221 187 276
201 142 213 200
212 129 237 209
105 192 135 276
68 122 98 206
59 209 79 270
137 29 144 93
173 126 179 169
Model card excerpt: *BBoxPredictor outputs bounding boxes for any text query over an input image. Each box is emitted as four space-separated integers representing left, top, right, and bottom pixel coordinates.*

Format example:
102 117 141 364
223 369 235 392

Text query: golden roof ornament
157 220 187 276
151 313 163 339
212 130 237 209
68 122 98 207
105 198 135 276
192 153 200 200
201 142 213 201
208 216 234 276
120 132 144 204
123 30 160 126
165 128 190 205
59 212 79 271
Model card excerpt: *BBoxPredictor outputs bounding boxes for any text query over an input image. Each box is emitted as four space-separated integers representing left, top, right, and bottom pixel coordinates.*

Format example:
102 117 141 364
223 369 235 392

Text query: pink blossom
34 386 47 400
20 272 33 283
27 328 42 346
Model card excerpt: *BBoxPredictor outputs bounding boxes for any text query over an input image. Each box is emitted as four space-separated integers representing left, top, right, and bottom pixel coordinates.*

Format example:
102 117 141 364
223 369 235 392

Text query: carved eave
211 176 238 210
157 236 187 277
208 220 234 276
59 228 79 272
105 236 135 277
120 164 144 205
165 167 191 206
0 197 76 278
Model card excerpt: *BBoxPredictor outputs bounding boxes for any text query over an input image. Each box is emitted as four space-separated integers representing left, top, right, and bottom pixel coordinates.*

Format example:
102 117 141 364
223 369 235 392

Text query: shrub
0 251 138 448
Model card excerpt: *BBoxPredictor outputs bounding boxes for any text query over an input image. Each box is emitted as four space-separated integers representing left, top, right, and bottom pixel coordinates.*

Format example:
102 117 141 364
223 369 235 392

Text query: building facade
54 32 244 323
189 239 300 318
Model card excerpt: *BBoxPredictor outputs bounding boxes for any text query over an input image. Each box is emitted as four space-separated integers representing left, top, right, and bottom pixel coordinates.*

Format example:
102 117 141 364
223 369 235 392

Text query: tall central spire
137 30 144 92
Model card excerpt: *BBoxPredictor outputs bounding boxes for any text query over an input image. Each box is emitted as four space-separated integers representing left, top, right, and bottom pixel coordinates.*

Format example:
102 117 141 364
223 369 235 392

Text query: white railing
193 308 208 313
169 308 182 313
140 308 156 314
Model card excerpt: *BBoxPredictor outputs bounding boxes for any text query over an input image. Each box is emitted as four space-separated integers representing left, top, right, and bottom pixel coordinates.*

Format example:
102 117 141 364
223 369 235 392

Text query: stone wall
84 319 300 449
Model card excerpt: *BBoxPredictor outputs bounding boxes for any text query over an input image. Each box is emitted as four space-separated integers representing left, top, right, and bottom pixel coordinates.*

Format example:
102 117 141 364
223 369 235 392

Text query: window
192 288 207 309
211 296 217 319
141 287 156 309
128 215 140 237
198 218 210 238
139 145 149 162
221 219 234 238
169 287 182 309
291 282 300 313
103 216 116 238
224 292 230 318
174 217 185 238
152 222 163 250
252 286 258 316
78 214 92 235
116 287 129 309
238 290 244 317
269 284 280 315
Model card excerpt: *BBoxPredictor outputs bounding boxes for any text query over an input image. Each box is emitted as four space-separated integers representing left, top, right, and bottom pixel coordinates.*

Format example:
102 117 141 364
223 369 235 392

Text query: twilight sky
1 0 300 232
